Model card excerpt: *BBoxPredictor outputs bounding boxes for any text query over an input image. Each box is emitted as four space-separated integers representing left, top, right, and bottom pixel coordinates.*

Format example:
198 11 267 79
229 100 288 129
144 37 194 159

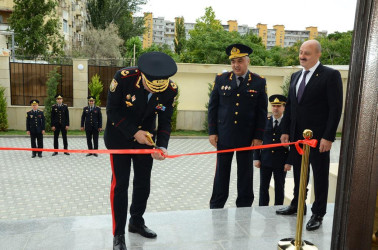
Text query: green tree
9 0 63 58
79 24 123 59
44 68 61 132
87 0 146 43
317 31 353 65
88 74 104 106
124 36 143 64
0 87 8 131
181 7 267 65
174 17 186 55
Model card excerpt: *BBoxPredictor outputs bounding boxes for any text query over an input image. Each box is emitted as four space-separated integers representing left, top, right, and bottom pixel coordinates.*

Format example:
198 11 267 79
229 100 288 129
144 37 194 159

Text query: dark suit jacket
282 63 343 142
51 104 70 127
208 70 267 148
26 110 45 134
104 67 177 149
254 116 289 168
81 106 102 130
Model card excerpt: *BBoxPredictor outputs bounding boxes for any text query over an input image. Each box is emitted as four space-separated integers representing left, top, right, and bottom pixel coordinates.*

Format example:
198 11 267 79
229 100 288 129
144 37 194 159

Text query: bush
281 75 291 98
171 87 180 132
203 82 213 133
0 86 8 131
88 74 103 106
44 67 61 131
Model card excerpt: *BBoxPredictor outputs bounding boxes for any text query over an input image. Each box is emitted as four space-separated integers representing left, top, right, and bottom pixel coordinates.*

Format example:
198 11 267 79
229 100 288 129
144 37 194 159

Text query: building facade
139 13 327 51
0 0 88 53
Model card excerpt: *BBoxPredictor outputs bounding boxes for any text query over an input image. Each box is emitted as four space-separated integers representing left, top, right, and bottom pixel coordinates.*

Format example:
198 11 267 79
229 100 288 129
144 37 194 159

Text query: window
63 20 68 33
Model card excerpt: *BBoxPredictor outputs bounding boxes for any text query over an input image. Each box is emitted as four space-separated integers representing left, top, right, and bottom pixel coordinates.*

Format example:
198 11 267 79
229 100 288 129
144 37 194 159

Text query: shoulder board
168 81 178 91
252 73 264 79
63 104 67 106
119 67 140 78
267 116 271 120
52 104 56 107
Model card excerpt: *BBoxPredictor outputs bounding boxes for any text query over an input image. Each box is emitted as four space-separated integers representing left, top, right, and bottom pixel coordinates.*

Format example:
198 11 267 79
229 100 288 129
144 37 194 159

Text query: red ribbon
0 139 317 158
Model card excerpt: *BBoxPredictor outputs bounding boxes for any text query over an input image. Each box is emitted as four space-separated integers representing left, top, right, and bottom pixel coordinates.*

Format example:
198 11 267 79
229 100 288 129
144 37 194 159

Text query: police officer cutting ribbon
104 52 178 250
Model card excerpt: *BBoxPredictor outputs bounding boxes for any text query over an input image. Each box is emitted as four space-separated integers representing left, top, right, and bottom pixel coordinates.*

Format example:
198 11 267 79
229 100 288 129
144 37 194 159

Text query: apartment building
140 13 327 51
0 0 87 53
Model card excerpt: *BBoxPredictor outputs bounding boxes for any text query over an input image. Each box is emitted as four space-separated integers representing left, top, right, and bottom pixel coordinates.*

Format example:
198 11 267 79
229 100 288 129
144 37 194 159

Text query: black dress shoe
113 235 127 250
86 153 92 157
306 214 323 231
31 155 36 158
276 205 307 215
93 153 98 157
64 152 70 155
38 154 42 158
52 152 58 156
129 224 157 238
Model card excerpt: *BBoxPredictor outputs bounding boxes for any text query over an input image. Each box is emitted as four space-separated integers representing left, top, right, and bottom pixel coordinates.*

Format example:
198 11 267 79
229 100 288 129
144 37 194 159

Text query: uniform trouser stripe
109 154 117 235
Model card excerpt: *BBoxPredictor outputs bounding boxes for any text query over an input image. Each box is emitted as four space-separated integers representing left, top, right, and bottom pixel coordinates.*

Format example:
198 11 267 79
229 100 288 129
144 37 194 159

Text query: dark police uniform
81 97 102 152
26 100 45 157
208 44 268 208
51 94 70 151
104 52 177 246
254 95 288 206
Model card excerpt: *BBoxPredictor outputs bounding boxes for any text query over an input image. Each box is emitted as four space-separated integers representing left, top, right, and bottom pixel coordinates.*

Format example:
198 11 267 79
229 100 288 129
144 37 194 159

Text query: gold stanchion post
277 129 318 250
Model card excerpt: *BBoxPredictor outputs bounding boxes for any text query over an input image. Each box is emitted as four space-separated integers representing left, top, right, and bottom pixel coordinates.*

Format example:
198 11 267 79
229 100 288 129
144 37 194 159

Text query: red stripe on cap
109 154 117 235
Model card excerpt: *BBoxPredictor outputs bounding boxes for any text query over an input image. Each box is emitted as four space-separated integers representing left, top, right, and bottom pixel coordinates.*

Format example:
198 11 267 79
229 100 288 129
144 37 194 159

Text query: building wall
1 56 348 132
142 12 153 48
256 23 268 47
306 26 319 40
227 20 238 32
273 25 285 48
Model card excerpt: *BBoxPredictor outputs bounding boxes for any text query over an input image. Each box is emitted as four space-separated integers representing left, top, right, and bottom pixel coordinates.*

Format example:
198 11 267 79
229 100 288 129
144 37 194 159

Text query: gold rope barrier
277 129 318 250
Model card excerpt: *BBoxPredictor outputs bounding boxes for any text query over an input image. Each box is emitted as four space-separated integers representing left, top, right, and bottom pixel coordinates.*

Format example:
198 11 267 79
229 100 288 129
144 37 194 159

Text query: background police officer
81 96 102 157
26 99 45 158
254 94 289 206
51 94 70 156
208 43 268 209
104 52 178 250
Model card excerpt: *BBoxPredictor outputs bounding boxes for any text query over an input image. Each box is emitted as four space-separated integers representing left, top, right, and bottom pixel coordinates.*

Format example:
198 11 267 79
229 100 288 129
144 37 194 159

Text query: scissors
145 132 157 148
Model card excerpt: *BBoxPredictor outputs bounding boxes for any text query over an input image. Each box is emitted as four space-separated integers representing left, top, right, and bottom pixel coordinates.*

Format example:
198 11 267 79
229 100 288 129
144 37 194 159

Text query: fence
88 58 133 106
10 57 73 106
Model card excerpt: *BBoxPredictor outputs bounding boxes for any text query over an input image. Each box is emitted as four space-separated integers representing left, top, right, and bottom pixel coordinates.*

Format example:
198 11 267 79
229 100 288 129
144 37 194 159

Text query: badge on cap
131 95 136 102
125 101 133 107
126 94 131 100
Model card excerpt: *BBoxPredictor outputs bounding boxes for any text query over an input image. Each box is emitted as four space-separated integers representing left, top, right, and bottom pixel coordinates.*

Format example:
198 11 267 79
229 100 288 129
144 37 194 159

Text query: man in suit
51 94 70 156
104 52 178 250
208 43 268 209
81 96 102 157
26 99 45 158
254 94 289 206
276 40 343 231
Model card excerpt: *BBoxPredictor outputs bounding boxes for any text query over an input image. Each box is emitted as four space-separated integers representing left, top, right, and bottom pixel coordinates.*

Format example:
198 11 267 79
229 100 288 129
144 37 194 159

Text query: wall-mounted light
77 64 84 70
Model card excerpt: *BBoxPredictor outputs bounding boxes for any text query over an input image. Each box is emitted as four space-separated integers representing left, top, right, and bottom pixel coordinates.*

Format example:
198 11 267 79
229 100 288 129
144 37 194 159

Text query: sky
136 0 358 34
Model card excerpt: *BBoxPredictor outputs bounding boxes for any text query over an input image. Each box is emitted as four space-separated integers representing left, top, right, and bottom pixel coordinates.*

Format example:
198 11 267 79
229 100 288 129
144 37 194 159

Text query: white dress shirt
296 61 320 95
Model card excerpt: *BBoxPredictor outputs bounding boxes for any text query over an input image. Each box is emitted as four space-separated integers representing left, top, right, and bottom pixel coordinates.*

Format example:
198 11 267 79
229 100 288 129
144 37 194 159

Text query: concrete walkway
0 137 340 221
